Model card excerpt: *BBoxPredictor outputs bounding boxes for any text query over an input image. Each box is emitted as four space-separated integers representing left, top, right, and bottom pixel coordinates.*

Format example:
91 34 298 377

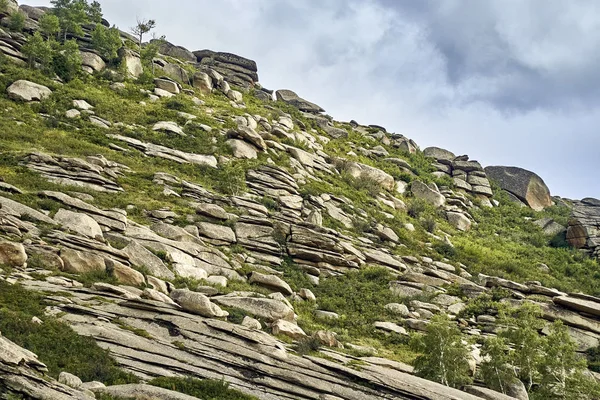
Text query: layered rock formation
195 49 259 89
2 1 600 399
567 198 600 258
424 147 495 206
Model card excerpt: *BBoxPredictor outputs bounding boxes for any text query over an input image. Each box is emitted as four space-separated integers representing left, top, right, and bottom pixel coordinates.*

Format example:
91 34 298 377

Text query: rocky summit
1 2 600 400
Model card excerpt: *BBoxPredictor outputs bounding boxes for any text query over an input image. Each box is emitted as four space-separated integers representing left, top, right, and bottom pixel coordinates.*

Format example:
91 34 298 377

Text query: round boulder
485 166 552 211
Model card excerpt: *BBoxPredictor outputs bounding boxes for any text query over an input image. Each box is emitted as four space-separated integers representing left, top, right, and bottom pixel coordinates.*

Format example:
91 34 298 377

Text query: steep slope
1 2 600 399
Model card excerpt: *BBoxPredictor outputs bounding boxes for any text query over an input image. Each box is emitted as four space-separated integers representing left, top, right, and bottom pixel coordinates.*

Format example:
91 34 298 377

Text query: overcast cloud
34 0 600 199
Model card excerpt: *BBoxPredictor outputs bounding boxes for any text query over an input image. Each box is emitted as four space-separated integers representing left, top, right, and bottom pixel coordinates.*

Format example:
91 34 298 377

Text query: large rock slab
423 147 456 163
54 209 103 239
553 295 600 318
344 161 395 191
485 166 552 211
566 198 600 258
170 289 228 318
213 296 295 322
7 80 52 102
411 181 445 208
93 384 199 400
249 272 293 296
275 89 324 113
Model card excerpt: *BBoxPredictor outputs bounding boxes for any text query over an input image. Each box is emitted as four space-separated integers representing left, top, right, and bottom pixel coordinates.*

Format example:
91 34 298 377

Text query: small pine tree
130 18 156 49
140 34 165 75
91 24 122 61
410 313 473 388
51 0 90 40
21 31 53 70
479 336 519 395
52 39 81 81
38 13 61 41
87 0 102 24
8 10 25 31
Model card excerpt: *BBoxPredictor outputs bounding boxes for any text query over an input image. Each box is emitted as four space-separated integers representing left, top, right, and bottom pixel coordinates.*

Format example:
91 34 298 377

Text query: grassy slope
1 47 600 393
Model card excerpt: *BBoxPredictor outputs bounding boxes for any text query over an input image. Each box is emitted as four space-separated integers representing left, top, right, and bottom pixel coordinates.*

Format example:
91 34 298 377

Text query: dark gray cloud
379 0 600 111
31 0 600 199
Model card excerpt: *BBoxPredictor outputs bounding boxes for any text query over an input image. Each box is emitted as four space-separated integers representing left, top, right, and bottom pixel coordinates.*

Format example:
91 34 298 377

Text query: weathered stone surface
170 289 228 318
154 78 180 94
118 48 143 78
485 166 552 211
80 51 106 72
0 241 27 268
60 248 105 274
344 161 395 191
411 181 445 208
58 371 82 389
192 71 213 94
94 384 199 400
553 295 600 318
566 198 600 257
447 211 471 231
122 240 174 280
275 89 324 113
464 386 517 400
109 134 217 168
7 80 52 102
228 126 266 150
423 147 456 162
227 139 258 159
213 296 295 321
374 321 408 335
241 316 262 330
153 121 185 136
271 319 306 339
111 262 145 287
154 39 196 62
249 272 293 296
384 303 410 317
197 222 236 244
54 209 103 239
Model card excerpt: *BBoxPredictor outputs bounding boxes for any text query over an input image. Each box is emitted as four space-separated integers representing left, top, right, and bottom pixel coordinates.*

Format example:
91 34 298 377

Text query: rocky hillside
2 1 600 399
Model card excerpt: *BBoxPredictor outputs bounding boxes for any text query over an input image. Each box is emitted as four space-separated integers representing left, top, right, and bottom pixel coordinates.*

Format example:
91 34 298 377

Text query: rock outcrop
195 49 259 88
567 198 600 258
485 166 553 210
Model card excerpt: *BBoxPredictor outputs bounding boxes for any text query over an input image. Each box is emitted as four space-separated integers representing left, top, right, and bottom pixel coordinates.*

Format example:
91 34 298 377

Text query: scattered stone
0 241 27 268
374 321 408 335
384 303 410 317
249 272 293 296
170 289 228 318
241 316 262 330
272 319 306 339
58 371 82 389
7 80 52 102
153 121 185 136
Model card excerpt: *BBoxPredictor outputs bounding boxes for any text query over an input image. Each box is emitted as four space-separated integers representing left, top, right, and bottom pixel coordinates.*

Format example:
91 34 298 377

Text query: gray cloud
32 0 600 199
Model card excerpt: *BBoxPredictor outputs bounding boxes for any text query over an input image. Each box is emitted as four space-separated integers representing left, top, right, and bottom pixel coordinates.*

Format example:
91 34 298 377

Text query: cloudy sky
35 0 600 199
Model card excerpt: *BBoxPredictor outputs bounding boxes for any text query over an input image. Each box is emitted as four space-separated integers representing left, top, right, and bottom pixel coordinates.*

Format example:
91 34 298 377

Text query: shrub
8 10 25 31
0 281 137 385
52 39 82 81
91 24 122 62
